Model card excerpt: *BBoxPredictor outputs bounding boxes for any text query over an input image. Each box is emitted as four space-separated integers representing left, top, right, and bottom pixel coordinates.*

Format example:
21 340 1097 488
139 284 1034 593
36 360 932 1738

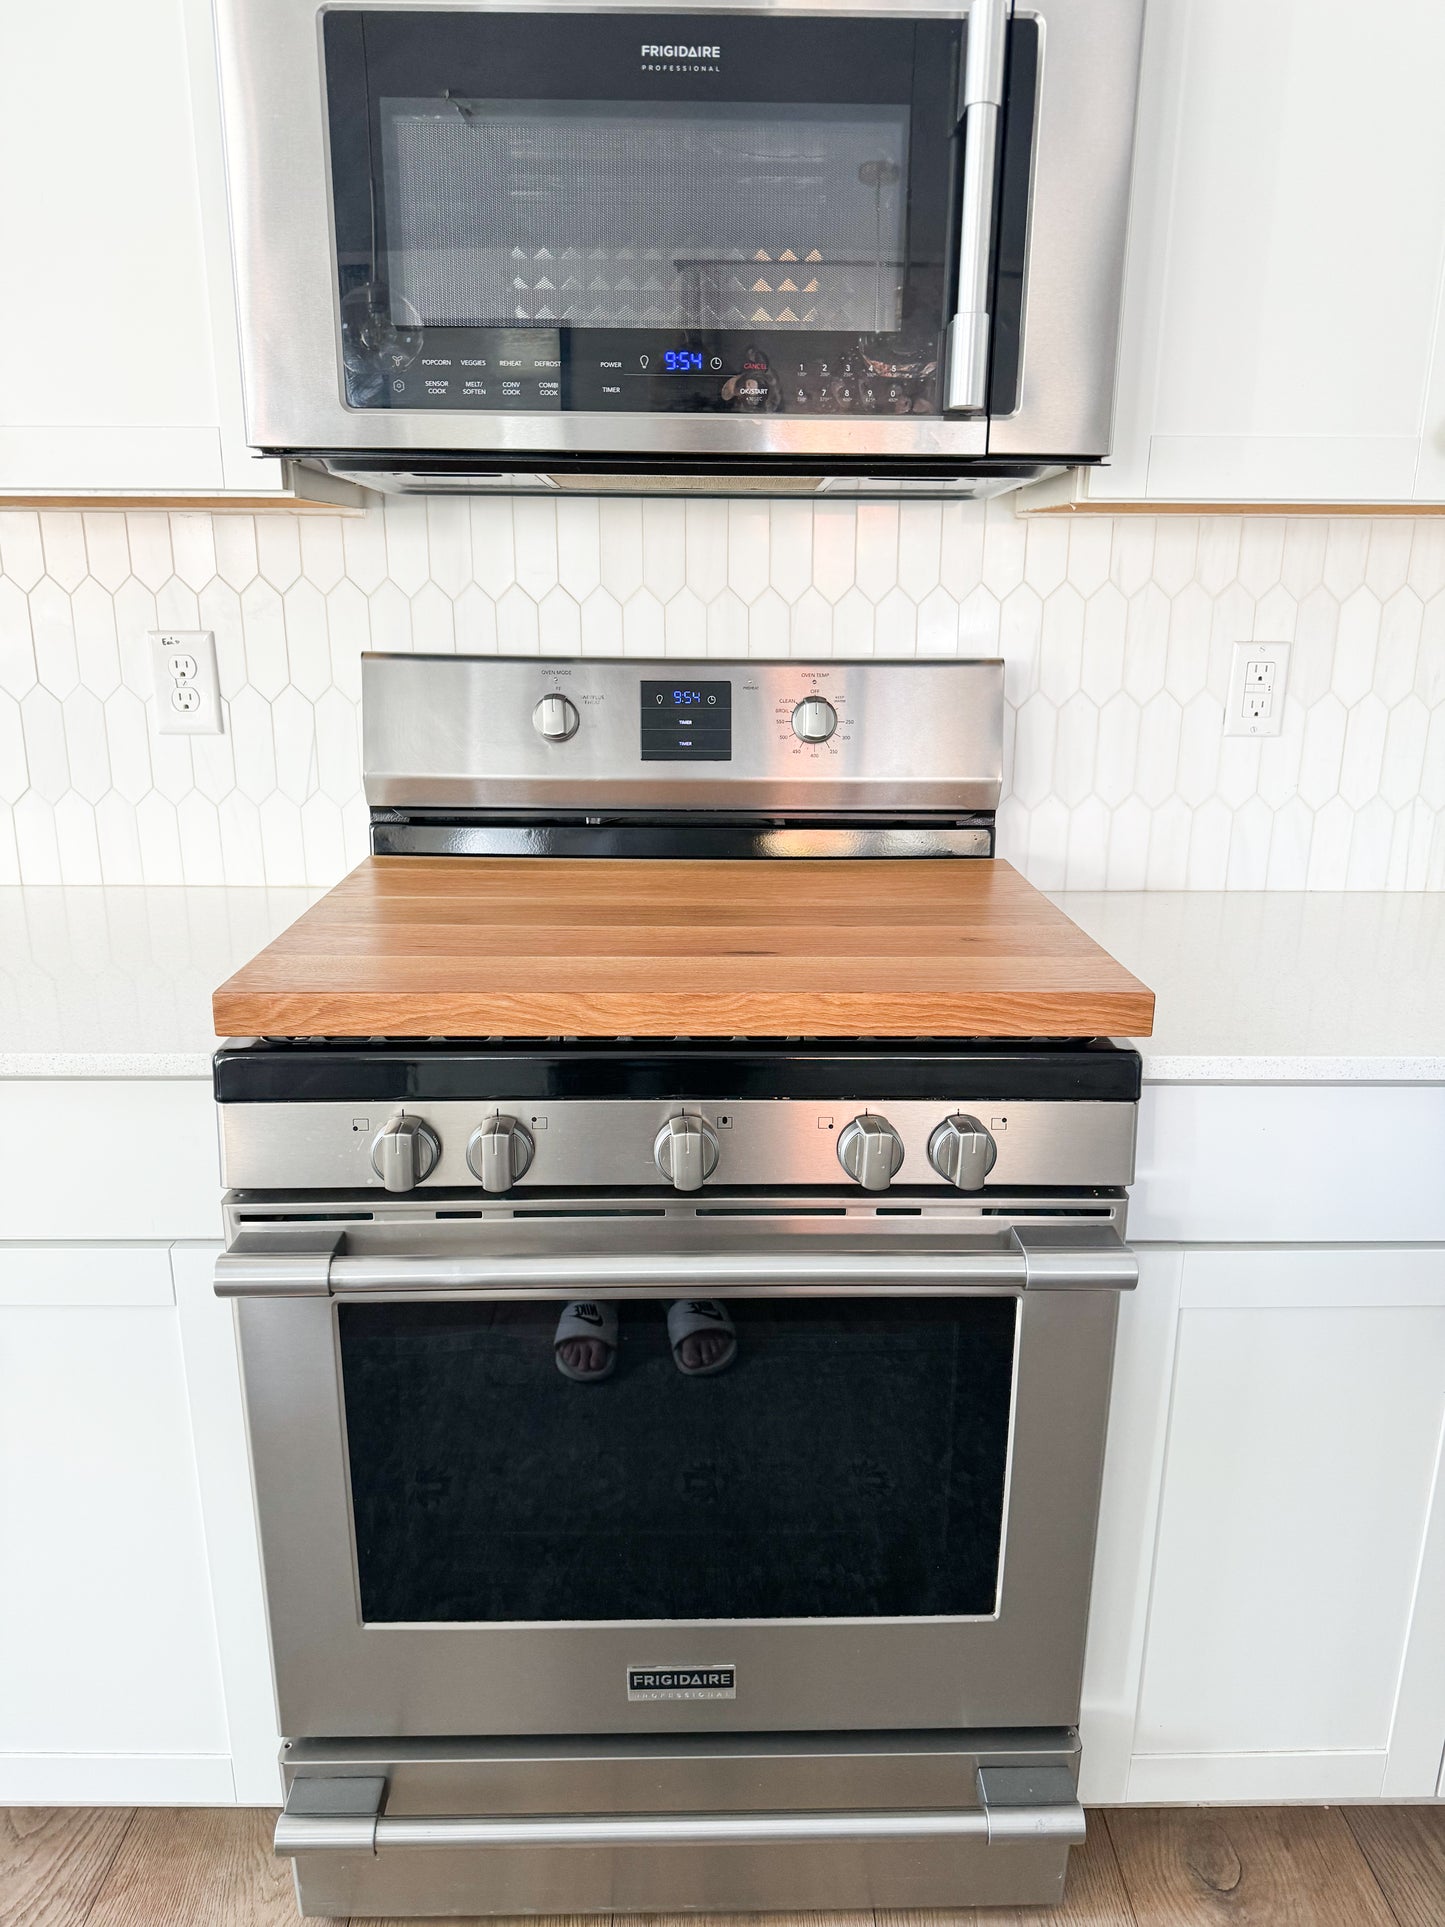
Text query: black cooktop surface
214 1036 1142 1105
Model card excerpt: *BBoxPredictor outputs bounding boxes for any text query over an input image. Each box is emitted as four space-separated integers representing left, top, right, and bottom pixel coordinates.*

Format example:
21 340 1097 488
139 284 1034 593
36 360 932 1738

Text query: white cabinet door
1095 1246 1445 1802
0 0 330 500
0 1245 233 1800
170 1242 283 1802
0 2 223 492
1068 0 1445 505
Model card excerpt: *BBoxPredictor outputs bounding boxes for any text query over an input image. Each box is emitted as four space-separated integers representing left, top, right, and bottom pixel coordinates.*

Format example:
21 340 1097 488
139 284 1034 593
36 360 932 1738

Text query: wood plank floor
2 1807 1442 1927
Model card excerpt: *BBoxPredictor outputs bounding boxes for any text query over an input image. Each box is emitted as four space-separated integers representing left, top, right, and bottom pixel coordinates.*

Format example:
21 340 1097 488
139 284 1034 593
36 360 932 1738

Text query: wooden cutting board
212 856 1155 1039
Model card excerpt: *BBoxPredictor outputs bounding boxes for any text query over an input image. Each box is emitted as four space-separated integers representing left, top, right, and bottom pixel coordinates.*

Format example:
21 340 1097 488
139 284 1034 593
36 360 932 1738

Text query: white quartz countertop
0 885 1441 1083
1053 890 1445 1082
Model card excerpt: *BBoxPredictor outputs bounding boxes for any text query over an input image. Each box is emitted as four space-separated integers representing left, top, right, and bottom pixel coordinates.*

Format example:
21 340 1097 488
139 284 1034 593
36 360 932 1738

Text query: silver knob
532 693 579 742
837 1114 905 1191
467 1113 535 1193
791 695 838 743
369 1113 441 1192
928 1114 998 1191
654 1114 720 1192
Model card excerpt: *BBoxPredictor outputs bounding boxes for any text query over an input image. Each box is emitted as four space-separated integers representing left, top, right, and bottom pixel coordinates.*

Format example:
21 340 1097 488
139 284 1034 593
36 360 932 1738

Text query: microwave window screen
379 100 910 334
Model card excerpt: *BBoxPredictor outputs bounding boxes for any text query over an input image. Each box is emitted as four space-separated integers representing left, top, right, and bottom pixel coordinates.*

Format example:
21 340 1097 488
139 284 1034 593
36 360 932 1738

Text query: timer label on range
640 680 732 761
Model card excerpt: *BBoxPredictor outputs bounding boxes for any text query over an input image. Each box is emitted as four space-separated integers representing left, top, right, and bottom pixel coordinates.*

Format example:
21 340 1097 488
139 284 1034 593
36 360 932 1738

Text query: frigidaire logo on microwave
627 1664 737 1702
641 41 722 73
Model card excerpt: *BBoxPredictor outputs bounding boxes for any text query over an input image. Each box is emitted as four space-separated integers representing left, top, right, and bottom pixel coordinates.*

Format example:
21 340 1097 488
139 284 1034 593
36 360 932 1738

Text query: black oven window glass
379 100 910 336
338 1296 1016 1623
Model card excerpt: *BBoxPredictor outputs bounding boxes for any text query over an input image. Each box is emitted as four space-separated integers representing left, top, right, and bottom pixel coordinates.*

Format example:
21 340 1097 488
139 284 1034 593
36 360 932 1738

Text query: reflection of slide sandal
554 1300 618 1382
668 1299 738 1377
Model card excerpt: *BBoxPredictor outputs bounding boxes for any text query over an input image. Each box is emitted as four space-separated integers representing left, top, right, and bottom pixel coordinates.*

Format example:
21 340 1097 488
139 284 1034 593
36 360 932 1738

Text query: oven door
215 0 1144 467
220 1198 1133 1738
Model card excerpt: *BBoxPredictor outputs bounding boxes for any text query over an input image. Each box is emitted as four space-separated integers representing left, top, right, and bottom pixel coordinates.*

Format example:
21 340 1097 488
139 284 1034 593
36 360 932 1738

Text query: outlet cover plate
1224 640 1291 738
149 629 223 735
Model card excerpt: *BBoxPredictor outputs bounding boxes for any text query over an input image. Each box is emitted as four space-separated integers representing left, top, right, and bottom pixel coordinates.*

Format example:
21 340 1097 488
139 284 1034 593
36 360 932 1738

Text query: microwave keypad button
835 383 857 408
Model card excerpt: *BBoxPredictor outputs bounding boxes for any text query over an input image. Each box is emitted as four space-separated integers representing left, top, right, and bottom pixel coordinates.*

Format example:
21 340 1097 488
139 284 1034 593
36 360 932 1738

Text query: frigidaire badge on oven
627 1665 737 1702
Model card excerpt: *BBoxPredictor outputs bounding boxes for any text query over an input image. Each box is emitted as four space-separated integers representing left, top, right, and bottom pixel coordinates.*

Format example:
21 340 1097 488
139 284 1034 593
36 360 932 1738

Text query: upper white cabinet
0 0 340 502
1028 0 1445 506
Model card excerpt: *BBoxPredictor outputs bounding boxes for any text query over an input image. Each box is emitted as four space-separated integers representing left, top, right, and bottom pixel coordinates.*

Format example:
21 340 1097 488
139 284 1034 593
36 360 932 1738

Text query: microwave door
321 8 964 428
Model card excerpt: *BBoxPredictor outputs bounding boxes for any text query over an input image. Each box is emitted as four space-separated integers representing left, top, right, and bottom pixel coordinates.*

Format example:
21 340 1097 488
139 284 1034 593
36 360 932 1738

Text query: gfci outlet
149 630 223 735
1224 640 1291 738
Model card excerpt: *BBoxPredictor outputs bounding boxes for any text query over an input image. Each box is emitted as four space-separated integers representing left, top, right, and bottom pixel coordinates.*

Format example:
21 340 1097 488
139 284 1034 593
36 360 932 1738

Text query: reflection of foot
554 1301 618 1382
668 1300 737 1377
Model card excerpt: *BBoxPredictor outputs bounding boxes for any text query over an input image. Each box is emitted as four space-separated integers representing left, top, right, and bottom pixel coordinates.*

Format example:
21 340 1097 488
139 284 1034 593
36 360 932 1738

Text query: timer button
533 693 579 742
792 696 838 743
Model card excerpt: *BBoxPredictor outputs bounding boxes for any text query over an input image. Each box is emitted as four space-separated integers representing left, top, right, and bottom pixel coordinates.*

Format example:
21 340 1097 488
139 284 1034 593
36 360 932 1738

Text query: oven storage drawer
278 1733 1084 1917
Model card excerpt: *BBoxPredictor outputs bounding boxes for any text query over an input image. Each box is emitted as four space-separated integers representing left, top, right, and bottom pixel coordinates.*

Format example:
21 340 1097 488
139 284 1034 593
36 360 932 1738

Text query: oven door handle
214 1224 1136 1297
944 0 1009 412
275 1777 1086 1856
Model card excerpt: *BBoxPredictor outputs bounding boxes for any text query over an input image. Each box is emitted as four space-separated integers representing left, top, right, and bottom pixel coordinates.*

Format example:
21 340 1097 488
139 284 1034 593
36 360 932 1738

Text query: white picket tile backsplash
0 496 1443 890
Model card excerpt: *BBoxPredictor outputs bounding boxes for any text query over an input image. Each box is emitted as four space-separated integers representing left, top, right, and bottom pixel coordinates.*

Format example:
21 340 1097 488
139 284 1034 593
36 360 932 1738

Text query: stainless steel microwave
214 1 1144 498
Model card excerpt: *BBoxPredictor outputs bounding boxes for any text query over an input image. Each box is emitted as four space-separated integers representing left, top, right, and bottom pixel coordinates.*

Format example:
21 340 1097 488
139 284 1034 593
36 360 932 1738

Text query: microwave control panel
346 328 942 417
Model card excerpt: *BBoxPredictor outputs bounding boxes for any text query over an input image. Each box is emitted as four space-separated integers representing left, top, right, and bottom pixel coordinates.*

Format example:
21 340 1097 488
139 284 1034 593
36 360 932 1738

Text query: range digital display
641 681 732 761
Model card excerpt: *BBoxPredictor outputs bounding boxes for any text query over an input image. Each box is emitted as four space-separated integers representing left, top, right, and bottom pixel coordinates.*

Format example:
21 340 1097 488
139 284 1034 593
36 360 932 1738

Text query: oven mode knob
654 1114 720 1192
928 1114 999 1191
532 693 579 742
791 696 838 743
838 1115 904 1191
467 1113 535 1193
370 1113 441 1192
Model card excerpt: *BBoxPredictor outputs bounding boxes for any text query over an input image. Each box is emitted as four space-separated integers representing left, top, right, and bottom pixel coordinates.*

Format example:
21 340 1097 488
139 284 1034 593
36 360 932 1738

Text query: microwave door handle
944 0 1010 413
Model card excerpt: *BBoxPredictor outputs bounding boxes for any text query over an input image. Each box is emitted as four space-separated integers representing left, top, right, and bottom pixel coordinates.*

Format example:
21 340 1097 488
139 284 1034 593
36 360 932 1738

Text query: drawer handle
275 1795 1085 1858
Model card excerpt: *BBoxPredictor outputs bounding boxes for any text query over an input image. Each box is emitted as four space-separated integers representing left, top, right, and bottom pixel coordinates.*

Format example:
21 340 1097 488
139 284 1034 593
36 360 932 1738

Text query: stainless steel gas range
214 655 1141 1918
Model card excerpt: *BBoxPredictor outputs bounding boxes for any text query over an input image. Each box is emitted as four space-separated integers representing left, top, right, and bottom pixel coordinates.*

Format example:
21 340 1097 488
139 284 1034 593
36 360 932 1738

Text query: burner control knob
533 693 579 742
928 1114 998 1191
370 1113 441 1192
837 1114 905 1191
467 1113 535 1193
654 1114 720 1192
791 696 838 743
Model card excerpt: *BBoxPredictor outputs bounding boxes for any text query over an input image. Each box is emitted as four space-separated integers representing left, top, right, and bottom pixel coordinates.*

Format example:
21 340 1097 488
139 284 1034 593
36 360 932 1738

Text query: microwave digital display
640 681 732 761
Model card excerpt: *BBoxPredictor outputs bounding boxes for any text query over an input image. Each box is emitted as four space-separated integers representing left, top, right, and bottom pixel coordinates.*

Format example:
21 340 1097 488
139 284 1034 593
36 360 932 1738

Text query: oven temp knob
791 696 838 743
928 1114 999 1191
532 693 579 742
369 1113 441 1192
467 1113 535 1193
837 1114 905 1191
654 1114 720 1192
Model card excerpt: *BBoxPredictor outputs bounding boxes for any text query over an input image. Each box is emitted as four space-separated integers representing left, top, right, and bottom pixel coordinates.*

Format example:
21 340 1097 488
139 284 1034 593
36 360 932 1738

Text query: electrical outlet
149 630 223 735
1224 640 1290 738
